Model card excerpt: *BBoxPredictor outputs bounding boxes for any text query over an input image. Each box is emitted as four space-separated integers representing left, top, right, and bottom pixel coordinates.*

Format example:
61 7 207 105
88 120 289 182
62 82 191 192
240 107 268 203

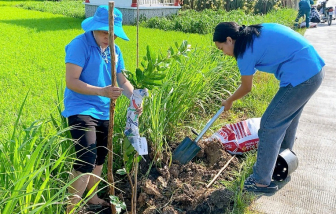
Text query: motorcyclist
321 0 329 14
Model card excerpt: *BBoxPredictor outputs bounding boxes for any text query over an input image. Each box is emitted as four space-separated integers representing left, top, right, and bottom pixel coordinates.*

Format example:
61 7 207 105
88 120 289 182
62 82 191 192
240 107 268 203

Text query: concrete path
252 21 336 213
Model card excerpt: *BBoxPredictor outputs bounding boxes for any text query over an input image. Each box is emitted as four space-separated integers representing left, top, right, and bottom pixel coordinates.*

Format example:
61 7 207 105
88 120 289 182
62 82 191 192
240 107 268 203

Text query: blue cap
81 5 129 41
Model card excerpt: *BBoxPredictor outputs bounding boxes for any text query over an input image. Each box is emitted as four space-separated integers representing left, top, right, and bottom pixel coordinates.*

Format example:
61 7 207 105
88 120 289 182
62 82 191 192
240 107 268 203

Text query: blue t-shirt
62 31 125 120
237 23 325 87
299 0 314 9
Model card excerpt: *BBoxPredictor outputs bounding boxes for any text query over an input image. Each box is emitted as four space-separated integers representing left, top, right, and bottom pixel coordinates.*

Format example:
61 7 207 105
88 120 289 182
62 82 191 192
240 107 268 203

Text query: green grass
1 0 85 18
0 5 212 140
0 2 291 213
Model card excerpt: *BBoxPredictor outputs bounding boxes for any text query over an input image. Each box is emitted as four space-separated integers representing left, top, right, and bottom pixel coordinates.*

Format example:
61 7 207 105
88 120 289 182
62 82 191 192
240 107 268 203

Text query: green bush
140 8 297 34
181 0 283 14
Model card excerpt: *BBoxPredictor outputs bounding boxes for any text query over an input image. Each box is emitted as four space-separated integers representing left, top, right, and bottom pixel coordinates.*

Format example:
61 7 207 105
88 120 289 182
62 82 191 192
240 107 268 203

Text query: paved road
252 22 336 213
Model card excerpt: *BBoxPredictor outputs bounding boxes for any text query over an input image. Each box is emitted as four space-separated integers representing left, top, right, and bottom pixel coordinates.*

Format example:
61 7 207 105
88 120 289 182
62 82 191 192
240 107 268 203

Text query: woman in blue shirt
213 22 325 193
62 6 141 213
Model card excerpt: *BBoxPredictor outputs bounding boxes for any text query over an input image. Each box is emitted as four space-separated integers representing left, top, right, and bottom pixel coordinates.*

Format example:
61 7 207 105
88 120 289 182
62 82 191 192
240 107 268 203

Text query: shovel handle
194 106 224 143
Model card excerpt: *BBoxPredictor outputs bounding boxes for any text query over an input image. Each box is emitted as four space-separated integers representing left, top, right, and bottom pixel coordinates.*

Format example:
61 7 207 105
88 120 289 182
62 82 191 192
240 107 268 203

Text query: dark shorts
68 115 109 173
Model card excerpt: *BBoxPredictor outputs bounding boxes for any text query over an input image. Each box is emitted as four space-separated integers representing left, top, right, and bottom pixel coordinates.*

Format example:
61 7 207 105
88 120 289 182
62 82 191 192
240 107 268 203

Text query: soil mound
113 139 241 214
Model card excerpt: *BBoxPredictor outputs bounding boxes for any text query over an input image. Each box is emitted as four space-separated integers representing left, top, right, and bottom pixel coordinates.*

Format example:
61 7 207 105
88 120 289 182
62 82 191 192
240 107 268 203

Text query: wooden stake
206 155 236 188
133 2 140 214
108 2 117 214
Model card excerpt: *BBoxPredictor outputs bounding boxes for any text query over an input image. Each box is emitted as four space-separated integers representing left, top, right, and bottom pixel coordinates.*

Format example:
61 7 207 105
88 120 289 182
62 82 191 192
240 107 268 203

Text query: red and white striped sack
209 118 261 155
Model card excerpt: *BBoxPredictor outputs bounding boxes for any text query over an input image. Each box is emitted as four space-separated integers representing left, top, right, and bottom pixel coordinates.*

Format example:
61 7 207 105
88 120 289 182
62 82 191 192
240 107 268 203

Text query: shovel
172 106 225 164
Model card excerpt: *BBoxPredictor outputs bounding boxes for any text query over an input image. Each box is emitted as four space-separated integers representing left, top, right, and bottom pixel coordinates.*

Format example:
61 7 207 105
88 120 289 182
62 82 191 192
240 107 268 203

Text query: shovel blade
172 137 201 164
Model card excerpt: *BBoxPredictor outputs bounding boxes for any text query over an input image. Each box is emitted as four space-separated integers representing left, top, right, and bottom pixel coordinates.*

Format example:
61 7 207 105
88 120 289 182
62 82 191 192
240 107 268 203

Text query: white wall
113 0 132 7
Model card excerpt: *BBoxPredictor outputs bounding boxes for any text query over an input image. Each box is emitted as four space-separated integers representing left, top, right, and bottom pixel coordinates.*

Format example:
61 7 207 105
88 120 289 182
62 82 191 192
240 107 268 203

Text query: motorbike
321 6 334 25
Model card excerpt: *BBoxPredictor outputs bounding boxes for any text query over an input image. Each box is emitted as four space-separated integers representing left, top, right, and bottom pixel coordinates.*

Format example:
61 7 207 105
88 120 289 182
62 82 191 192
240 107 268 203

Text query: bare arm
116 72 134 99
222 75 253 111
66 63 123 99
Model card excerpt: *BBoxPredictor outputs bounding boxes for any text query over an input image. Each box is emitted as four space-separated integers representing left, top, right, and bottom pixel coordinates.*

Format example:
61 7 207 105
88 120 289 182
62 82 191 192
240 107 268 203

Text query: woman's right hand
221 99 233 111
99 85 124 99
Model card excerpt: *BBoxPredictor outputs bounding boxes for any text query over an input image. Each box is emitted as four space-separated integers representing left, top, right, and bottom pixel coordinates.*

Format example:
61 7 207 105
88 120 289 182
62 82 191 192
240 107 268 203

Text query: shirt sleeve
237 50 257 76
65 38 88 68
115 45 125 74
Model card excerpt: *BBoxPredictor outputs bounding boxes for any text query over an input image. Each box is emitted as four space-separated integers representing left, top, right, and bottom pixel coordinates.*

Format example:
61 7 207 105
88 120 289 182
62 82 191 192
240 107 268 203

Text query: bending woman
213 22 325 193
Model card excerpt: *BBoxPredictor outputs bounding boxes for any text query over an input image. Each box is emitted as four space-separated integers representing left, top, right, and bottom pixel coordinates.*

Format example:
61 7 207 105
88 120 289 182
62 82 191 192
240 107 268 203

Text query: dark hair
213 22 262 59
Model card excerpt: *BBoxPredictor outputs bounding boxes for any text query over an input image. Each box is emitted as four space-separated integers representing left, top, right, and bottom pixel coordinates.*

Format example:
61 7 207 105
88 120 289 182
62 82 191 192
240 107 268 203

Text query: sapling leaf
147 61 154 75
123 41 190 90
179 40 188 52
136 68 144 82
109 196 126 214
173 55 181 63
116 168 127 175
146 85 154 90
158 53 162 62
143 80 163 87
169 47 174 56
141 61 146 68
123 137 134 162
147 73 166 80
175 41 179 49
146 45 152 61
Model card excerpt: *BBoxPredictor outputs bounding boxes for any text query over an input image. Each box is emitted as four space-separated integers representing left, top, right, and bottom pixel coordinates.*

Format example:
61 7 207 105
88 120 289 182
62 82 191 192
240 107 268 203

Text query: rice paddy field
0 1 299 213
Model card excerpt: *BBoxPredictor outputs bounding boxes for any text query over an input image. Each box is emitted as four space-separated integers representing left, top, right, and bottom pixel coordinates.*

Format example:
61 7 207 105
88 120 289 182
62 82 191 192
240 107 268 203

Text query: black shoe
244 176 278 193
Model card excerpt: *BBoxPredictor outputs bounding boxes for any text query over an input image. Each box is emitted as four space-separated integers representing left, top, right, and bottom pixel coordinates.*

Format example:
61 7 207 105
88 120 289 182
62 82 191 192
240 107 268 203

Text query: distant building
84 0 182 25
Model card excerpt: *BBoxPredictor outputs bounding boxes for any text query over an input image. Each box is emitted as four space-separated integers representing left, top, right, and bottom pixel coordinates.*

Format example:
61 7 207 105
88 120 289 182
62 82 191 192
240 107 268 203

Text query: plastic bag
124 89 149 155
208 118 261 155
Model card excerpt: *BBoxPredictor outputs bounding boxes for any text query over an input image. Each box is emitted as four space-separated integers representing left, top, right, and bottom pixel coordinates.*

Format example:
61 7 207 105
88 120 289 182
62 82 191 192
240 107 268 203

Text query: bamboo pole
206 155 236 188
108 2 117 214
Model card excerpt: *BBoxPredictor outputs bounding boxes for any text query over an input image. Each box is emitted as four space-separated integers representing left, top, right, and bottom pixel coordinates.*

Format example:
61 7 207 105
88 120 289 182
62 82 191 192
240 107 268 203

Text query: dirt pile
112 139 241 214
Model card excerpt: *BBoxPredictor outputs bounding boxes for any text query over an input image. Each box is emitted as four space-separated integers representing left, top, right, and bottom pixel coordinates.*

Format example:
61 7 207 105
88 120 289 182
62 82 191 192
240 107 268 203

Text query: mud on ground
112 139 241 214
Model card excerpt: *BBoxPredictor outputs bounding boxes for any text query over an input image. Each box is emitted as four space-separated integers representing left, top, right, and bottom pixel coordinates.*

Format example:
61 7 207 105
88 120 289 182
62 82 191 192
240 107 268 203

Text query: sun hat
81 5 129 41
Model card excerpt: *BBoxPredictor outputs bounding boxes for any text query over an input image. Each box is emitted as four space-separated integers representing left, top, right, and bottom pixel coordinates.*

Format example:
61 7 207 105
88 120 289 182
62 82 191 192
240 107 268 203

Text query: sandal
243 175 278 193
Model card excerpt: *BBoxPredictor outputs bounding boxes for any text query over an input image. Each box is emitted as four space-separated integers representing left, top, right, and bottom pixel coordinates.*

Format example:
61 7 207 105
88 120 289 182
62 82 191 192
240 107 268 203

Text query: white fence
138 0 175 6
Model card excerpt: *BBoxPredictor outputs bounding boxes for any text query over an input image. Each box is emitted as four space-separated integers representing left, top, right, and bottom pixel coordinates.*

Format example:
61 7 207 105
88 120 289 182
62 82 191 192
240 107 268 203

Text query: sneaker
243 176 278 193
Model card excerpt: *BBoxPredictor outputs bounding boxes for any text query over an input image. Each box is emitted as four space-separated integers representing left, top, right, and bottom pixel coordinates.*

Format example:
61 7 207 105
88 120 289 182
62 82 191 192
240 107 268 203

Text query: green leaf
173 55 181 63
123 137 134 162
123 136 136 173
146 45 152 61
116 168 127 175
146 73 166 80
143 80 163 87
147 61 154 75
158 53 163 62
168 47 174 56
141 61 147 68
146 85 154 90
109 196 126 214
179 40 188 53
136 68 144 82
175 41 179 49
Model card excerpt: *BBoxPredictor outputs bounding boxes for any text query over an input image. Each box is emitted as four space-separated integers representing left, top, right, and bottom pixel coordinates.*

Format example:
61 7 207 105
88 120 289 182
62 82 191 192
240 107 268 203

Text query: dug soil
109 139 241 214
